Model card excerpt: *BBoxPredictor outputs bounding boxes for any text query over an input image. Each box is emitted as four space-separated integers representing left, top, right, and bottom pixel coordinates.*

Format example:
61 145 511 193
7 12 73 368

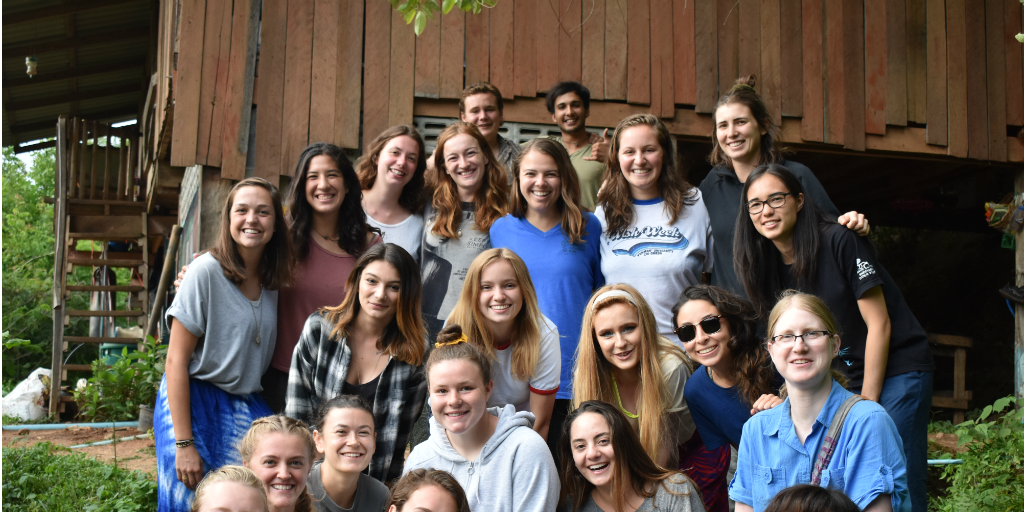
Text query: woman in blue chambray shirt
730 291 909 512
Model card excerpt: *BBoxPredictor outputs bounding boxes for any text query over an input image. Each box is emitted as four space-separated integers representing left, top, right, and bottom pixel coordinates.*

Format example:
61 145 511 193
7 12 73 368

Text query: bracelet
175 438 194 448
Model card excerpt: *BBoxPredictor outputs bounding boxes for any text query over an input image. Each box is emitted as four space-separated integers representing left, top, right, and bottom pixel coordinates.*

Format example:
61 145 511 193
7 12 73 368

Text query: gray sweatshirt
403 405 560 512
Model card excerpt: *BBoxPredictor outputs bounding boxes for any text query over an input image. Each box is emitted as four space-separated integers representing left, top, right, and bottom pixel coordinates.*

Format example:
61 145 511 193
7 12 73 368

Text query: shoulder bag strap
810 395 865 486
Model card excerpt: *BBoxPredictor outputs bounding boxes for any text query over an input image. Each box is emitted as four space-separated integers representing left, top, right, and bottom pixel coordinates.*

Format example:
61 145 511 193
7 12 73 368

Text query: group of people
159 77 934 512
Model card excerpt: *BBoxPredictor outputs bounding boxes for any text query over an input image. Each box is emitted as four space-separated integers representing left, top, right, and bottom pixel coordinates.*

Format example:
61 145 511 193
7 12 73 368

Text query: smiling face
592 302 642 374
390 484 460 512
358 260 401 322
518 149 562 216
715 102 767 168
476 259 523 333
616 125 664 201
314 407 376 475
428 359 493 435
460 92 503 141
443 133 487 200
244 432 311 511
675 300 735 372
551 92 589 134
197 482 268 512
768 307 840 389
229 186 276 254
374 135 420 189
570 412 616 490
746 173 803 245
304 154 345 215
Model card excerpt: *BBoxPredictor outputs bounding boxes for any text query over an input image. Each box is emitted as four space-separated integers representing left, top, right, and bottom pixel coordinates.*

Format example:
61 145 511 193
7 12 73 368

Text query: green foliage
931 396 1024 511
2 442 157 512
391 0 498 35
74 336 167 422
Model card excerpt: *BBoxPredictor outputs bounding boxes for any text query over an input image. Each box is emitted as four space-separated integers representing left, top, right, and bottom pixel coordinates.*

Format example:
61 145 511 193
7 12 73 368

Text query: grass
2 442 157 512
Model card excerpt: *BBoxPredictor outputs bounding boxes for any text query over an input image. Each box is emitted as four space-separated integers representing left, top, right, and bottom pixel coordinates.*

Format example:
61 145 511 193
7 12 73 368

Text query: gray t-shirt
560 474 705 512
165 252 277 395
367 212 424 263
307 462 391 512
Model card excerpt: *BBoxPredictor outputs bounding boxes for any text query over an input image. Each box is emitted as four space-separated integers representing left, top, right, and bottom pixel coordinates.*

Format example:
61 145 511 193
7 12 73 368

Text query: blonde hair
572 284 690 463
237 416 316 512
766 290 848 388
190 466 268 512
447 248 545 381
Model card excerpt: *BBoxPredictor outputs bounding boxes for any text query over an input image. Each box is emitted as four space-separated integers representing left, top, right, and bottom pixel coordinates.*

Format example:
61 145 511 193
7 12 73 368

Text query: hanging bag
810 395 865 486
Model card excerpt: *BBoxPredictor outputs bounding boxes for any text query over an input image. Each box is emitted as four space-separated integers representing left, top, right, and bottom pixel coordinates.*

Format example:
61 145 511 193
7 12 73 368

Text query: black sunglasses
674 315 724 343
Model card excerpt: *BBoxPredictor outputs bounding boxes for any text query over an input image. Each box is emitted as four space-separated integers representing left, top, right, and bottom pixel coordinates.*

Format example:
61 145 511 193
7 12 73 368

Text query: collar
631 196 664 206
761 379 850 437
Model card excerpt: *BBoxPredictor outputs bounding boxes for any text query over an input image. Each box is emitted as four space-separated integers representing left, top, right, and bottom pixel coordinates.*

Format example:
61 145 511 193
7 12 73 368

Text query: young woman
238 416 316 512
489 138 603 453
671 285 783 512
190 466 269 512
158 177 293 511
730 291 909 512
446 248 561 440
559 400 705 512
420 122 510 340
700 75 868 297
286 243 428 483
308 396 391 512
735 164 933 511
595 114 713 338
357 125 428 261
386 469 471 512
404 324 560 512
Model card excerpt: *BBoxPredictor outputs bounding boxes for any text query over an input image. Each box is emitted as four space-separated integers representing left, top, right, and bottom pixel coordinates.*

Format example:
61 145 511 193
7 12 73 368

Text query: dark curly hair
545 81 591 113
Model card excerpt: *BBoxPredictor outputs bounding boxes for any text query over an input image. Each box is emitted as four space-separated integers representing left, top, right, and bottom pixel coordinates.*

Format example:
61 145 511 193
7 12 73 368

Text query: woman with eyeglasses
730 291 909 512
735 164 932 511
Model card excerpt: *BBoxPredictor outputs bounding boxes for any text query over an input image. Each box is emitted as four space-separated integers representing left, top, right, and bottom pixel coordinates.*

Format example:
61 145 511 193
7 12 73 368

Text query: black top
341 373 381 410
778 224 934 388
698 160 842 297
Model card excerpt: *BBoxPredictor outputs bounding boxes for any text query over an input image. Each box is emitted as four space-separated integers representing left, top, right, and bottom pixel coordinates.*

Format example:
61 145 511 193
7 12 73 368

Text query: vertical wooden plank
605 0 628 100
254 0 286 179
986 0 1007 161
363 0 391 151
490 0 514 98
195 0 227 166
780 0 802 116
206 2 234 167
415 0 442 99
70 119 80 199
90 121 98 199
171 0 205 167
905 0 926 124
439 10 465 98
627 0 651 104
335 0 364 149
102 124 111 200
695 0 719 112
760 0 782 125
718 0 739 94
673 0 696 105
514 0 538 97
78 119 87 198
582 0 605 99
925 0 947 146
824 0 844 145
863 0 887 135
965 0 988 160
281 0 314 169
885 0 908 126
946 0 968 157
117 131 127 201
1006 0 1024 127
652 0 674 117
559 0 583 83
389 8 416 127
465 11 489 86
309 0 340 144
738 0 761 80
842 0 865 151
221 0 259 180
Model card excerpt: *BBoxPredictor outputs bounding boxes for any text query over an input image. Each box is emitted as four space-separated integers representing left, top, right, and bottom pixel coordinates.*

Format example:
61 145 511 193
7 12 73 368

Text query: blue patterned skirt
155 375 272 512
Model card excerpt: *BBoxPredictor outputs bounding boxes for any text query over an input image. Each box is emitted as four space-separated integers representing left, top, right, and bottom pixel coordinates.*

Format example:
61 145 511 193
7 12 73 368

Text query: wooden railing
60 118 139 203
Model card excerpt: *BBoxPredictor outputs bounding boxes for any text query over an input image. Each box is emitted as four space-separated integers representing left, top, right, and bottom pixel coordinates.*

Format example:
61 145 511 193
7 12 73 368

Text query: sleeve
830 227 884 298
841 409 908 512
728 421 757 507
684 376 731 451
793 163 842 218
164 259 211 338
529 320 561 395
587 215 605 290
284 315 322 424
704 210 715 274
662 356 696 451
511 434 561 512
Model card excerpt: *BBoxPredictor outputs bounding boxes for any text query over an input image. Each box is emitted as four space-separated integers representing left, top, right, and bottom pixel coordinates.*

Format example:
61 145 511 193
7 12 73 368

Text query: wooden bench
928 333 972 424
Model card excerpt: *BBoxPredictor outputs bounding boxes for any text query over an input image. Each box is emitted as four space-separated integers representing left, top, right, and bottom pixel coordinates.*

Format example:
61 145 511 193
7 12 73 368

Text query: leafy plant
391 0 498 35
931 396 1024 511
74 337 167 422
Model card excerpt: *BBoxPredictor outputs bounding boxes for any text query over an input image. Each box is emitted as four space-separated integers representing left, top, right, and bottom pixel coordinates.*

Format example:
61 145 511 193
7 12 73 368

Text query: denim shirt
729 380 910 512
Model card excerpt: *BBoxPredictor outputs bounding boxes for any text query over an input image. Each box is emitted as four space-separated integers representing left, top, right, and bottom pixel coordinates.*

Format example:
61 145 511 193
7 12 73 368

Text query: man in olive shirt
543 81 609 210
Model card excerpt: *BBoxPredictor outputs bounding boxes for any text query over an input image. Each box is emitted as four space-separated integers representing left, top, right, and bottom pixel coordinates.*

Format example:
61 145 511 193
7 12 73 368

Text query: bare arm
735 503 754 512
167 318 202 489
863 493 894 512
528 392 557 441
857 286 891 402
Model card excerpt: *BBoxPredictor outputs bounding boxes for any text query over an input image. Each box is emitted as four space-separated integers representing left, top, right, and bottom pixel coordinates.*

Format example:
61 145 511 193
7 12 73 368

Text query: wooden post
49 118 69 418
1016 169 1024 400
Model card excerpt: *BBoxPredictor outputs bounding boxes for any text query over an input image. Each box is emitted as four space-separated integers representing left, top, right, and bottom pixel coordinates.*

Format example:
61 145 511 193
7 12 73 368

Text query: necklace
248 285 264 345
311 226 339 241
611 375 639 419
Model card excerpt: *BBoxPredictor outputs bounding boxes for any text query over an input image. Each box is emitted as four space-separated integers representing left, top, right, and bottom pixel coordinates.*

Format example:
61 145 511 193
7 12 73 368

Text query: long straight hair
572 284 689 463
355 125 428 213
509 138 588 244
559 401 697 512
446 248 544 381
734 163 835 315
320 243 427 367
430 122 509 238
708 75 789 169
238 416 316 512
209 177 294 289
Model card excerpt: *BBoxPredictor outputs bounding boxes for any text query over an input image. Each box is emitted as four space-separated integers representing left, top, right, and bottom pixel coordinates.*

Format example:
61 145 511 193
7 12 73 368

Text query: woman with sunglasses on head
730 291 909 512
159 178 293 511
357 126 428 262
559 400 706 512
286 243 428 484
735 164 933 511
700 76 869 298
489 138 604 451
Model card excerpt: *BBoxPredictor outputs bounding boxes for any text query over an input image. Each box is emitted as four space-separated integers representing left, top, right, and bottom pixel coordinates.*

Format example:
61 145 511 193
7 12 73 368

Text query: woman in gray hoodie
404 325 560 512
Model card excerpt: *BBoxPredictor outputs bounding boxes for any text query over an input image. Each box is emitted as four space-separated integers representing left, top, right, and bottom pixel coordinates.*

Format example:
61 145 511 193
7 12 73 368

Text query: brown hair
459 82 504 115
209 177 294 289
313 395 375 433
190 465 268 512
386 469 471 512
425 324 494 387
356 125 427 213
766 290 849 388
708 75 789 169
597 114 697 237
509 138 588 244
429 122 510 239
321 243 427 367
238 416 315 512
763 484 860 512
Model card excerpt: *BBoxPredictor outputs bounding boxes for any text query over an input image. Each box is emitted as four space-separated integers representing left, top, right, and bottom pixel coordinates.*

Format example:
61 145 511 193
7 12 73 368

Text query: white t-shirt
595 191 714 338
488 315 561 411
367 212 424 262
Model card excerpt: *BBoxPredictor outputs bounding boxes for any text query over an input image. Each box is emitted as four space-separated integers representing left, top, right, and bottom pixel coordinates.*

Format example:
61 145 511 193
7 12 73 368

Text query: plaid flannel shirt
285 312 427 482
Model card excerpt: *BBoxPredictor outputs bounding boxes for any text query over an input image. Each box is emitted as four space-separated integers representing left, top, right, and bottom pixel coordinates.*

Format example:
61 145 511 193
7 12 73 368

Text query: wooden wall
166 0 1024 176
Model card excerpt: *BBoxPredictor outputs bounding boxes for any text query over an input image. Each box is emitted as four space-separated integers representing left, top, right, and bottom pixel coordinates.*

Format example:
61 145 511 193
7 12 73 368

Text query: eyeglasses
745 192 793 215
768 330 832 347
674 315 724 343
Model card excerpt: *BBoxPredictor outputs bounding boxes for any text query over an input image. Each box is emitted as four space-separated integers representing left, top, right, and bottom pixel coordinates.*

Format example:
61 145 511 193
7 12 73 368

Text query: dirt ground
2 426 157 475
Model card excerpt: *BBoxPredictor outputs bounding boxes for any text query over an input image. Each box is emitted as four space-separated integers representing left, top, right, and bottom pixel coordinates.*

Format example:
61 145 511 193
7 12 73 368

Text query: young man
544 81 609 210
